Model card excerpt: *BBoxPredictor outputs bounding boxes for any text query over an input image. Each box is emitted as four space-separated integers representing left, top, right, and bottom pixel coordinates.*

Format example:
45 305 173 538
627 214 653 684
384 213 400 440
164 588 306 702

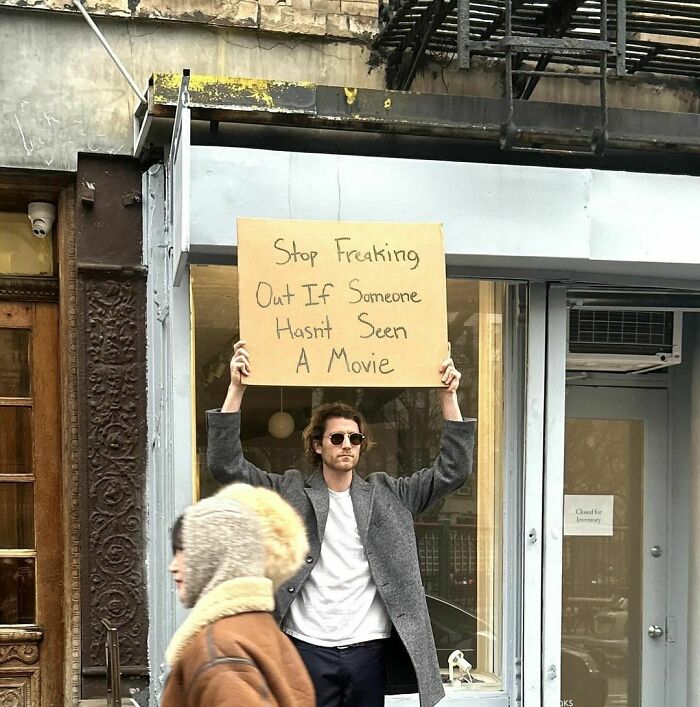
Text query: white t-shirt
283 488 391 646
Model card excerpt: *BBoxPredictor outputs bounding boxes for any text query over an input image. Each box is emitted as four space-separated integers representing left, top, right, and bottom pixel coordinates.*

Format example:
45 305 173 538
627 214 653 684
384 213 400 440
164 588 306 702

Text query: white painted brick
340 0 376 14
347 13 377 35
259 5 327 35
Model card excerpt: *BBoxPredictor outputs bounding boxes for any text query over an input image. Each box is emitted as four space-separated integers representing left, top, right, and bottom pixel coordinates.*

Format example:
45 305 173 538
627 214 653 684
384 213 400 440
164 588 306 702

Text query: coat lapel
349 472 374 545
305 471 375 544
304 472 330 540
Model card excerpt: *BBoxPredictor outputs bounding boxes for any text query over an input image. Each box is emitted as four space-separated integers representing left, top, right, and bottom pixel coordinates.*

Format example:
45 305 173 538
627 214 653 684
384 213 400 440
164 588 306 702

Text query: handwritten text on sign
237 218 448 387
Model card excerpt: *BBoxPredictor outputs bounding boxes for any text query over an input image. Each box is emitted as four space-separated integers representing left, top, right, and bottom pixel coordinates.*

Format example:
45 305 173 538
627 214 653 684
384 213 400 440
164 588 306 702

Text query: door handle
648 625 664 639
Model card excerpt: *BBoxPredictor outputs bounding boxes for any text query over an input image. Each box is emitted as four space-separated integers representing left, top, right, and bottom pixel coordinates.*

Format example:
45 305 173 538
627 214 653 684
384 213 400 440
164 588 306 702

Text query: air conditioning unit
567 309 682 373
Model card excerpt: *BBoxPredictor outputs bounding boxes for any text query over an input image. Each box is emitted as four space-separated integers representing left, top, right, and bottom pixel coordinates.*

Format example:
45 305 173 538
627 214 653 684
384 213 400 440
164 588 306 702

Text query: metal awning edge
140 73 700 153
151 73 318 114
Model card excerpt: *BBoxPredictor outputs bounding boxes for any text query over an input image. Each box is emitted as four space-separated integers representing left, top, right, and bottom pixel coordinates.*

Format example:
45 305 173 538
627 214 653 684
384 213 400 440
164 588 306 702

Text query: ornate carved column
0 629 42 706
74 156 149 701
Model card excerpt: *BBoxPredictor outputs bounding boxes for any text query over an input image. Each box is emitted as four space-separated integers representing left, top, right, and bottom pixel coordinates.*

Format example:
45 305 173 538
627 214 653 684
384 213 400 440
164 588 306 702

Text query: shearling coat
207 410 476 707
161 578 315 707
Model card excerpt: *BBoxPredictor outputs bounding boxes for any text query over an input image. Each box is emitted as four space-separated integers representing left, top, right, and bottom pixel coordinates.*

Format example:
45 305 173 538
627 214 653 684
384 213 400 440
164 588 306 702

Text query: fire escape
373 0 700 155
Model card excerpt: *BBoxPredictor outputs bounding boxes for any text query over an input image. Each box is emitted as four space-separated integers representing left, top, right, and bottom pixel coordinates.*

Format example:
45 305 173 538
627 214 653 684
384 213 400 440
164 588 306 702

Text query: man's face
169 550 186 604
313 416 362 474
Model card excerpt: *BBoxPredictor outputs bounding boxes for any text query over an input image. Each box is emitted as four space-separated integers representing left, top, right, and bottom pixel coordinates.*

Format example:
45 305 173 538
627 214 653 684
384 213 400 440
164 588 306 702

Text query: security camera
28 202 56 239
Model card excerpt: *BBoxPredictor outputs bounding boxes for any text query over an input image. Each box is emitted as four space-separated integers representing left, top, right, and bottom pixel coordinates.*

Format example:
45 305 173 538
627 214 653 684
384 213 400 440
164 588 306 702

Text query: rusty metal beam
137 73 700 155
617 0 627 75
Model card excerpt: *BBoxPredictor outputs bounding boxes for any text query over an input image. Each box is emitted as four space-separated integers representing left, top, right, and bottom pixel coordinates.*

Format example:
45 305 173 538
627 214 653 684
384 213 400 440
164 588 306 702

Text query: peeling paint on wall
153 73 316 111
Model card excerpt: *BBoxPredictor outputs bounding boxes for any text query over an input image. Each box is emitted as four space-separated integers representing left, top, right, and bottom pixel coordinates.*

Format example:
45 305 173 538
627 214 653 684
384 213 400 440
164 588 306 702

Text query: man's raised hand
438 343 462 421
439 342 462 394
222 340 250 412
230 340 251 388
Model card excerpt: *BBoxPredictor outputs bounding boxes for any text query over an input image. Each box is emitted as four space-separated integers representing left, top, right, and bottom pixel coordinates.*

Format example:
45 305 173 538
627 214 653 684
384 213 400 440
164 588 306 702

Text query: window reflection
0 329 31 397
0 211 54 276
0 407 32 475
0 557 35 624
0 483 34 549
192 265 511 688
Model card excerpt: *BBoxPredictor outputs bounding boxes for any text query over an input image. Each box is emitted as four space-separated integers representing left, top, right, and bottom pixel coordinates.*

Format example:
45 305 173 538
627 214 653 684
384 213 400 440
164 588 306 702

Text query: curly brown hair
302 402 374 468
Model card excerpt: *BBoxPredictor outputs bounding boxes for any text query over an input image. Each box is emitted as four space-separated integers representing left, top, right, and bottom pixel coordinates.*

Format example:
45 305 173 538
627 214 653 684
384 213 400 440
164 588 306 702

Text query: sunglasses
325 432 365 446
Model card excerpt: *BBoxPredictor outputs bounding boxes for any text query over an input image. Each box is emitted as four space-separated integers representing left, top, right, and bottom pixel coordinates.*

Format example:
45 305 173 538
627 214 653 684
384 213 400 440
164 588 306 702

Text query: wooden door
0 302 63 706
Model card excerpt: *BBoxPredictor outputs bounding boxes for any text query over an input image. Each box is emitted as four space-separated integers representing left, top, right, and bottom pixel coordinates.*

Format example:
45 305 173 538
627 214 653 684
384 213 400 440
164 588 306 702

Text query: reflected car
561 641 609 707
564 596 628 674
426 594 608 706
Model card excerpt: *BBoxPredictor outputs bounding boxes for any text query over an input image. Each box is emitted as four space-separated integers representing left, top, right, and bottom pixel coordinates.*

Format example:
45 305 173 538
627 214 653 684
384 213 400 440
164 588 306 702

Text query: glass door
562 386 667 707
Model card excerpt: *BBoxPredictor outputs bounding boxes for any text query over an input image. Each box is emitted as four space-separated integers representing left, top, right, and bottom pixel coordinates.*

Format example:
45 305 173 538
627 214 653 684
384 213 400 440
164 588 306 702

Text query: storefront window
191 265 513 691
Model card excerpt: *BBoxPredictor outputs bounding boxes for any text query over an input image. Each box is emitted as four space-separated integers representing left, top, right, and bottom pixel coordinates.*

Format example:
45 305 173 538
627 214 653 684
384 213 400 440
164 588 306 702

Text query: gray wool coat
207 410 476 707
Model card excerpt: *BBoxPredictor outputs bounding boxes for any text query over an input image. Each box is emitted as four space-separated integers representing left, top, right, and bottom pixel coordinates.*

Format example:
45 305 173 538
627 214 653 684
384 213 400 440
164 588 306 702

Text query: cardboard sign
237 218 448 387
564 495 615 536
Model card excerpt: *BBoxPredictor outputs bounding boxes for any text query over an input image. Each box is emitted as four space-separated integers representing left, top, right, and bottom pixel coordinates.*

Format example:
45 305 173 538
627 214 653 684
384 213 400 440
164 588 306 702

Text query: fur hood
166 485 308 665
166 576 274 666
216 483 309 589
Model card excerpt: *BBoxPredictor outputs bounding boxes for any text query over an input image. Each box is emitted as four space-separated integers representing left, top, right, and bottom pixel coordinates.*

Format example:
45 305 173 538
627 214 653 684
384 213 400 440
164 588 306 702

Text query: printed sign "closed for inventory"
237 218 448 387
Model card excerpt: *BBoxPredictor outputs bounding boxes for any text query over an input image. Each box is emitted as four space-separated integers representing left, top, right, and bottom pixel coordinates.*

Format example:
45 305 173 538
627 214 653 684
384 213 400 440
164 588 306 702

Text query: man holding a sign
207 340 476 707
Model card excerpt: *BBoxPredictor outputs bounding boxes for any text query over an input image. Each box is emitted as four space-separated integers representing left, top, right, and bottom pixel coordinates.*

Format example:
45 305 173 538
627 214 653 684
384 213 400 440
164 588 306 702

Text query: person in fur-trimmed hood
161 484 316 707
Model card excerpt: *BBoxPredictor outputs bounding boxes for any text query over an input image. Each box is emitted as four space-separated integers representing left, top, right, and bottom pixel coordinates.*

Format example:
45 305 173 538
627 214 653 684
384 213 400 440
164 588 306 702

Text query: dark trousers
290 637 387 707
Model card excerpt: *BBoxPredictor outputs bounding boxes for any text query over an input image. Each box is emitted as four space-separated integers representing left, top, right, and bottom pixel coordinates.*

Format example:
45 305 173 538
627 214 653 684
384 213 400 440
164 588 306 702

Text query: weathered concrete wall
2 5 700 174
411 58 700 114
0 0 378 38
0 9 383 171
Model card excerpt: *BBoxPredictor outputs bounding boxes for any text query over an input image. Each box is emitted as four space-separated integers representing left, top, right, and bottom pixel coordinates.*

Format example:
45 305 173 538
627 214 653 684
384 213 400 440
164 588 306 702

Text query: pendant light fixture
268 387 295 439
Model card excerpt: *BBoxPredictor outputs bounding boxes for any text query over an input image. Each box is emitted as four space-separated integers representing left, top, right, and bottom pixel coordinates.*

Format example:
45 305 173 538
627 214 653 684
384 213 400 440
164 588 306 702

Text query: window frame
0 317 36 627
541 284 568 705
521 282 546 704
391 278 529 706
160 263 547 707
379 276 527 706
